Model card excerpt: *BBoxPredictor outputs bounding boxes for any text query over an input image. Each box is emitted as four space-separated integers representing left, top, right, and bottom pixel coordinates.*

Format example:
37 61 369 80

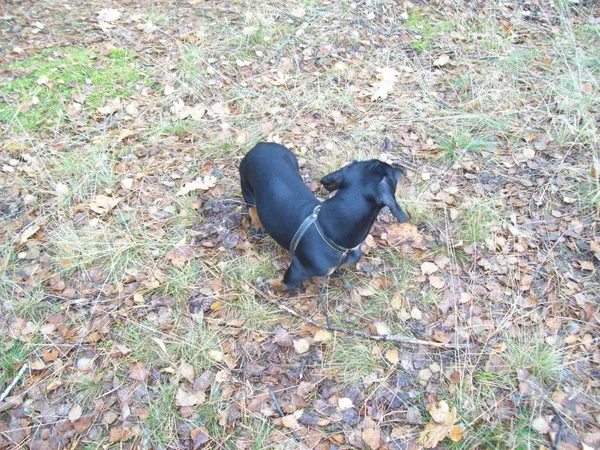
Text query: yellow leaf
176 175 217 196
449 425 463 442
313 329 332 343
385 348 400 365
362 427 381 450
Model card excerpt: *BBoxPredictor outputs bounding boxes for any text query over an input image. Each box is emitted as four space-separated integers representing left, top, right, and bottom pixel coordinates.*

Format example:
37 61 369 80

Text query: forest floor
0 0 599 449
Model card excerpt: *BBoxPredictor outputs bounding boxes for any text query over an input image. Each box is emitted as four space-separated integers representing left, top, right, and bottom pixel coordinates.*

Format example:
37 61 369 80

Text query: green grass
451 419 544 450
330 338 378 385
504 338 565 386
455 199 499 245
48 220 184 284
225 291 283 331
120 320 222 372
44 146 117 205
0 47 141 130
142 382 181 448
0 340 29 384
222 251 277 288
404 9 453 53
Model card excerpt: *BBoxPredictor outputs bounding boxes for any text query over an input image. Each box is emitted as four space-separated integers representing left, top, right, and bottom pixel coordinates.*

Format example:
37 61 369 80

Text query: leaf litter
0 0 598 449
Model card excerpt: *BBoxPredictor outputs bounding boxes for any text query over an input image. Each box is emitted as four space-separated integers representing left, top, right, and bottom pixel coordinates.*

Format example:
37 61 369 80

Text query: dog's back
239 143 318 249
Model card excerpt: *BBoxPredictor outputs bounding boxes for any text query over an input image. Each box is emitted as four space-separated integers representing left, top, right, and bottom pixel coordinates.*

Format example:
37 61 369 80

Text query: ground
0 0 599 449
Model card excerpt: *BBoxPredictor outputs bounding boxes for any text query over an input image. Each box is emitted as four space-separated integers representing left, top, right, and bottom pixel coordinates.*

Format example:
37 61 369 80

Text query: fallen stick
0 363 28 402
251 286 475 350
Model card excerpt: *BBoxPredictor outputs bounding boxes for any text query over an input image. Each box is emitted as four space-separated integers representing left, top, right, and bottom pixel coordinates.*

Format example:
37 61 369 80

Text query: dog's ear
321 166 349 191
377 177 409 223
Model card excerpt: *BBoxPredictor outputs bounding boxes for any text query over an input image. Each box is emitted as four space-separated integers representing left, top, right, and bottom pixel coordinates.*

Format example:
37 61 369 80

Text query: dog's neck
319 192 381 249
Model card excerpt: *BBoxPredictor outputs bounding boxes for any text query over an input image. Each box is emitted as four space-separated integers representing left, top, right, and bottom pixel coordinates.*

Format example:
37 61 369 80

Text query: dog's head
320 160 409 223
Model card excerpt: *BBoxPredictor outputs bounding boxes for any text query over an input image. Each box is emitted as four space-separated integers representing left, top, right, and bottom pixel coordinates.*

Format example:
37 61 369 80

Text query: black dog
239 142 409 290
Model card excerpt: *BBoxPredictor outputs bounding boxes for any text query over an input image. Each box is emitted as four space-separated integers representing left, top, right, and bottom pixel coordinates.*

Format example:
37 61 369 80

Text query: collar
290 204 359 257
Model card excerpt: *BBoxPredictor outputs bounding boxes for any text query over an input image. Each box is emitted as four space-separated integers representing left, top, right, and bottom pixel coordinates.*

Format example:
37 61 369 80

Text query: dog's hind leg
240 172 264 231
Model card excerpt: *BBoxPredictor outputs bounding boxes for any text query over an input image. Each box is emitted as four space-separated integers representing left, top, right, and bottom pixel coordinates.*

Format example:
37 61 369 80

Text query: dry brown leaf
417 401 463 448
281 414 300 429
19 222 41 244
97 8 121 22
89 195 121 214
385 348 400 365
208 350 224 362
362 427 381 450
191 427 210 447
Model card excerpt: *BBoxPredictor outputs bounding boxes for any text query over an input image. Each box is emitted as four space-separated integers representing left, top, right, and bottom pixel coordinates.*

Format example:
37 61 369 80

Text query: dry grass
1 0 598 448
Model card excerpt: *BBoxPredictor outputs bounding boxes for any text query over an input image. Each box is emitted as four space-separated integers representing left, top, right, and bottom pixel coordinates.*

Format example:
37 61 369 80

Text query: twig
251 285 475 349
0 363 28 402
268 387 302 443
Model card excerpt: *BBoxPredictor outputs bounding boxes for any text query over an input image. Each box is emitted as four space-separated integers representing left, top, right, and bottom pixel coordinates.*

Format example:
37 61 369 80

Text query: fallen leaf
68 404 83 422
363 427 381 450
29 359 46 370
411 307 422 320
19 222 41 244
429 276 445 289
371 67 398 101
421 262 439 275
291 7 306 17
179 361 195 383
313 329 332 342
338 397 354 410
118 129 137 141
373 321 390 336
97 8 122 22
89 195 121 214
125 101 139 116
208 350 224 362
281 414 300 429
37 75 49 85
176 175 217 196
191 427 210 447
42 348 59 363
152 338 169 356
55 182 69 197
390 291 405 310
176 388 206 407
531 416 550 434
433 54 450 67
385 348 400 365
293 338 310 354
417 401 463 448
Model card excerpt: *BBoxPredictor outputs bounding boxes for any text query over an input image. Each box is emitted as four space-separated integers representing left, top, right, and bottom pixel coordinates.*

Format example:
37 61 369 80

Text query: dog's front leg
258 258 311 292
